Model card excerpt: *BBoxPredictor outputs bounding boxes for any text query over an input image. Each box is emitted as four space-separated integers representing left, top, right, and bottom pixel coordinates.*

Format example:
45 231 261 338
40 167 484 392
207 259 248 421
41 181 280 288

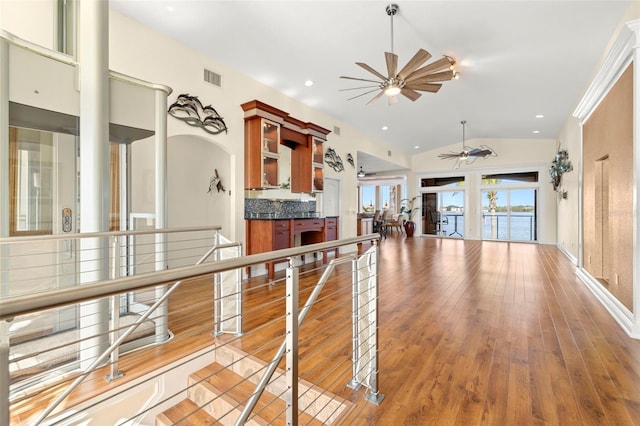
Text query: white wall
0 0 56 49
106 10 409 248
555 116 581 262
167 134 230 231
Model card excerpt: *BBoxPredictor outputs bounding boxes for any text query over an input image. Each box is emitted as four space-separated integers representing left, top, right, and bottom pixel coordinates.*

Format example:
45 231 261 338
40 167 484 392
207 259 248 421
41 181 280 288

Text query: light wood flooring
11 234 640 425
342 236 640 425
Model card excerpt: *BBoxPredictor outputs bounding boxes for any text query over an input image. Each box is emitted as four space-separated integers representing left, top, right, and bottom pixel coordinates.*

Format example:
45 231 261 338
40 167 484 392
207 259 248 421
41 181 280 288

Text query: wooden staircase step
156 398 216 426
190 362 325 425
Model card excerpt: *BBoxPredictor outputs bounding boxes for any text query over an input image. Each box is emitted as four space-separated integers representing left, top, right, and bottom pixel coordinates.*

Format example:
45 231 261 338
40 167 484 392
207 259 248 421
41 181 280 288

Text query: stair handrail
235 254 358 425
2 235 378 425
30 238 241 426
1 235 377 321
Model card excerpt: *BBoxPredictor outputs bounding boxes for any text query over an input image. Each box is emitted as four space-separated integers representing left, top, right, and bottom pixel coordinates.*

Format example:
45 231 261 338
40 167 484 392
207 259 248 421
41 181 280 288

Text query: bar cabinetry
241 100 330 191
245 217 339 278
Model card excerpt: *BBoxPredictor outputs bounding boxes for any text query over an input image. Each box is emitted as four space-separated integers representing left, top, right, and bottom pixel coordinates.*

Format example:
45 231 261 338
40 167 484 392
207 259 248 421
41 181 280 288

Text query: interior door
323 177 340 217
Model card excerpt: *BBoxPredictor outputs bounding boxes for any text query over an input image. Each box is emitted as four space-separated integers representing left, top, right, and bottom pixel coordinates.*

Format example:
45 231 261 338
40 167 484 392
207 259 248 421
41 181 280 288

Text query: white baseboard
556 243 578 265
576 268 640 339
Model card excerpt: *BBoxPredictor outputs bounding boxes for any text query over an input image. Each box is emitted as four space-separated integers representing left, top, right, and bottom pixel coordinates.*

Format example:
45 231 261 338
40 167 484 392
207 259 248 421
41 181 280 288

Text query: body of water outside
435 212 536 241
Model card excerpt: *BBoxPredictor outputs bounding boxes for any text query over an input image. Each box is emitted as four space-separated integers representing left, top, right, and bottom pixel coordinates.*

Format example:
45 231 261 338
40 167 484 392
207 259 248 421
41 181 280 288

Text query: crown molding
573 18 640 122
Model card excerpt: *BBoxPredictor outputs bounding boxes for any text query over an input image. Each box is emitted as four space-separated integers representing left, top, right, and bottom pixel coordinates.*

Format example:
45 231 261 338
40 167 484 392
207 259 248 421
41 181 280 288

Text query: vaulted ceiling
111 1 632 172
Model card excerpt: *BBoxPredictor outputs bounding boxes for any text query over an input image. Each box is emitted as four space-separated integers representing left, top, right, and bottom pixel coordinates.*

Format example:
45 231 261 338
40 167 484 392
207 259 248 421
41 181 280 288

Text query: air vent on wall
204 68 222 87
333 125 341 136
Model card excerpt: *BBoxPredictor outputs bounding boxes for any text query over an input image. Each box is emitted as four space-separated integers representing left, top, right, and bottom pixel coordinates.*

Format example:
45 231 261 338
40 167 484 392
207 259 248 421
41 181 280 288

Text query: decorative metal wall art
346 153 355 168
207 169 226 193
549 147 573 192
324 148 344 172
168 94 228 135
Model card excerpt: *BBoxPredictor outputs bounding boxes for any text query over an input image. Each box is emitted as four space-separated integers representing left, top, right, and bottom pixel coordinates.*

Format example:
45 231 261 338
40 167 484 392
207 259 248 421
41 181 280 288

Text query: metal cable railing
2 233 380 425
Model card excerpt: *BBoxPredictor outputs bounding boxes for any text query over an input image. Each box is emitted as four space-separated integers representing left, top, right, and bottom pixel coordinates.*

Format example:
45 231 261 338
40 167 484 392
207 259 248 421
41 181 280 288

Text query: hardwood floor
342 236 640 425
10 235 640 425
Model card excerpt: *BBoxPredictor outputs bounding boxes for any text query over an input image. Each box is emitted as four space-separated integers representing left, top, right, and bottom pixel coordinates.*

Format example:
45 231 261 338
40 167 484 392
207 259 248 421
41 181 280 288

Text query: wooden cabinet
243 116 280 189
290 133 327 193
241 100 330 191
325 217 338 241
246 217 339 278
246 219 291 254
324 217 338 261
272 220 291 250
312 137 324 192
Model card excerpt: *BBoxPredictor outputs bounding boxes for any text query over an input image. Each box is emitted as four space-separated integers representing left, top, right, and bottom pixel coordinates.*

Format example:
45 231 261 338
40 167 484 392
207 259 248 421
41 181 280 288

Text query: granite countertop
245 213 337 220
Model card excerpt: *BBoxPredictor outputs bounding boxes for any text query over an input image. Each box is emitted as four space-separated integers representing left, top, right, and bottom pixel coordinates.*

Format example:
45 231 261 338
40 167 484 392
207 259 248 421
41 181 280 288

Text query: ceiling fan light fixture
384 82 402 96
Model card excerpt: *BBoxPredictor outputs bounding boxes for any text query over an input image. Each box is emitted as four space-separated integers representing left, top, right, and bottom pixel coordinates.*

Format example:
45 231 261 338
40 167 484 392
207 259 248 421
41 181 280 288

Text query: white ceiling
110 0 632 172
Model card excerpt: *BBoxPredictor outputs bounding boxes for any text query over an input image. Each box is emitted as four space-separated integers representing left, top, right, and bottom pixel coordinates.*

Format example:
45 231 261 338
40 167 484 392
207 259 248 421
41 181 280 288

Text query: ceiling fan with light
340 3 457 105
357 166 376 178
438 121 497 169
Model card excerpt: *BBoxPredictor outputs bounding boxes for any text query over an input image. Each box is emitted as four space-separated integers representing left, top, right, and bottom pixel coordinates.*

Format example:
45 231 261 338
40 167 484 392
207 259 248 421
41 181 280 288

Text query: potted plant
400 196 418 237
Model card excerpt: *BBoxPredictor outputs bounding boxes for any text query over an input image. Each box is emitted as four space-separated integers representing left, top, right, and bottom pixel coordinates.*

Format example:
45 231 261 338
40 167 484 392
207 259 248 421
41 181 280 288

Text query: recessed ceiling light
382 126 388 131
167 5 175 12
414 145 420 149
304 80 314 87
533 130 540 134
535 114 544 118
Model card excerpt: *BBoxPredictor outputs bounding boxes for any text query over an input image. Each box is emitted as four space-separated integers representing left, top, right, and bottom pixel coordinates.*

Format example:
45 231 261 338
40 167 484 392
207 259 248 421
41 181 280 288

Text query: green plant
549 149 573 191
400 196 418 221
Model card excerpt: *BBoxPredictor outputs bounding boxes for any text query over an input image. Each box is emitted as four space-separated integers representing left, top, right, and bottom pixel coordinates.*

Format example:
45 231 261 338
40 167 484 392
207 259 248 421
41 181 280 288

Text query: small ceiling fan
340 3 457 105
357 166 376 178
438 121 497 169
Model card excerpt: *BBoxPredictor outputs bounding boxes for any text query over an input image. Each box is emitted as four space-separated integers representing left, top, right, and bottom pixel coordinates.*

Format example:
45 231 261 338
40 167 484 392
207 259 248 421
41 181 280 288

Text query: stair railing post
364 244 384 405
106 236 124 381
347 256 361 390
285 258 299 426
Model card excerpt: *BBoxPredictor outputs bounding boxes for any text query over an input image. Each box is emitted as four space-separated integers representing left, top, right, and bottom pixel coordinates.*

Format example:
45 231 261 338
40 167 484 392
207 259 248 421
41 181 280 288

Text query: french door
481 188 537 241
421 191 464 238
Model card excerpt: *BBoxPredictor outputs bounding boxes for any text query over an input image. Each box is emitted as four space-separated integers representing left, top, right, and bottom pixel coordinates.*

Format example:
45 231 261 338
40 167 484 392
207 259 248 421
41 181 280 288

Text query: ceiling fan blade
346 88 382 101
366 90 385 105
416 70 454 83
397 48 432 80
404 57 454 83
340 75 383 84
356 62 387 81
400 88 422 101
339 85 382 92
385 52 398 78
406 83 442 93
438 152 462 159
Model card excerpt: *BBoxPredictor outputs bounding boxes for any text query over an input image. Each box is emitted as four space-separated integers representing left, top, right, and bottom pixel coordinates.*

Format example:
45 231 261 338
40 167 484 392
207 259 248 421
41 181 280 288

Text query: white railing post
106 236 124 381
351 246 384 404
348 256 361 390
213 232 243 336
154 86 169 344
285 260 299 426
364 245 384 405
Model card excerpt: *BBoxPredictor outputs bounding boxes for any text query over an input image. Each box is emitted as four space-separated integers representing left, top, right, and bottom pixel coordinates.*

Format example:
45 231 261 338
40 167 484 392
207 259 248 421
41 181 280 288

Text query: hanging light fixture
357 166 366 178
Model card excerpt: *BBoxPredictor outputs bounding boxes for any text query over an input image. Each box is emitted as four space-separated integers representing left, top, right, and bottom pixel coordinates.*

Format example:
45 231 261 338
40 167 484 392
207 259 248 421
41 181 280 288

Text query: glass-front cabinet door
261 120 279 188
312 137 324 192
